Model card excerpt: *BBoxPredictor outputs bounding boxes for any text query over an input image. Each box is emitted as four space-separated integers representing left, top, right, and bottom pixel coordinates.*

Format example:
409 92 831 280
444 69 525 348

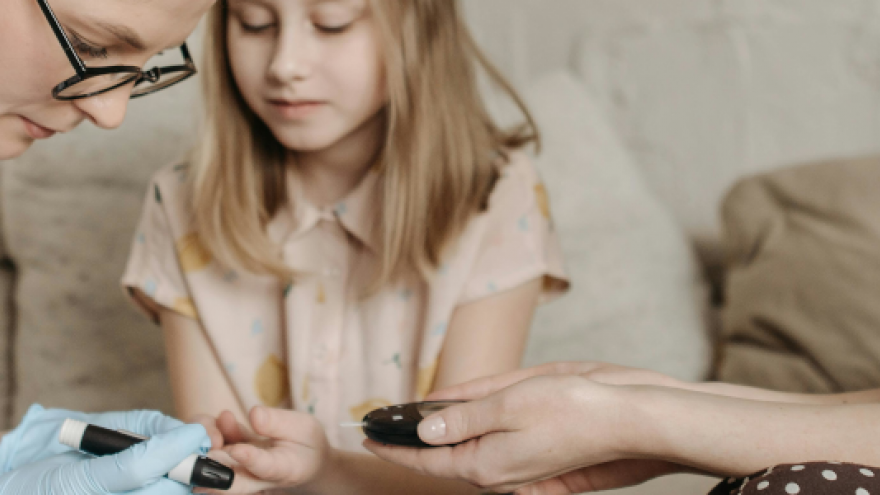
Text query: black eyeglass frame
36 0 197 101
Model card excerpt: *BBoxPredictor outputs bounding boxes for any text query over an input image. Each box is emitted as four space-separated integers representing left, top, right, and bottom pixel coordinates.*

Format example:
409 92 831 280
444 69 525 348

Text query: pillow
717 155 880 393
511 72 712 381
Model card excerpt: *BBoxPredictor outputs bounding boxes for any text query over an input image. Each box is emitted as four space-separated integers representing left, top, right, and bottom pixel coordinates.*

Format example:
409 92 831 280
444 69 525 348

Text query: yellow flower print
416 360 439 400
172 297 198 319
535 183 551 219
176 233 213 273
350 398 393 422
255 355 290 407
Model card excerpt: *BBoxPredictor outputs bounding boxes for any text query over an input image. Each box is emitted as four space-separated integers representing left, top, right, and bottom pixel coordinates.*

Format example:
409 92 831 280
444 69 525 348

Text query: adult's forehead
75 0 214 47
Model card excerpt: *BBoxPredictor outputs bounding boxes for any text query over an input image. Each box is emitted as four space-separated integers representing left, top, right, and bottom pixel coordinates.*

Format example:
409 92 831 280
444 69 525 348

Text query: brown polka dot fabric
709 463 880 495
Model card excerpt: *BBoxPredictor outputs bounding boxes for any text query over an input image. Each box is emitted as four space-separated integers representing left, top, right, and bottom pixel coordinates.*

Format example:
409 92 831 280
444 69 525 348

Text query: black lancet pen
59 419 235 490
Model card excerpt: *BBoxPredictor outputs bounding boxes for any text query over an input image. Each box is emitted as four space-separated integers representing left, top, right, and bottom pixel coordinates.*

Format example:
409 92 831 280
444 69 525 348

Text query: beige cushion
516 72 712 381
717 155 880 393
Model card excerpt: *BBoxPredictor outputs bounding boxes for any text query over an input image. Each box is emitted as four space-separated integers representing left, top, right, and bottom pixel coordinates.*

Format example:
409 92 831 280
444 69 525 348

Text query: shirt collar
268 168 381 253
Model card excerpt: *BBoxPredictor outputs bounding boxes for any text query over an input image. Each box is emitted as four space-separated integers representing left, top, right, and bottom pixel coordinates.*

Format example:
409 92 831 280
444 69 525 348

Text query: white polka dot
758 481 770 490
856 488 870 495
862 469 875 477
786 482 801 494
791 465 806 471
823 470 838 481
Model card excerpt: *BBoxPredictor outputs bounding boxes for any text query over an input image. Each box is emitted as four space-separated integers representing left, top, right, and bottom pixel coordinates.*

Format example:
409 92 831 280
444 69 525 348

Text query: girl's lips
268 100 326 120
20 116 56 140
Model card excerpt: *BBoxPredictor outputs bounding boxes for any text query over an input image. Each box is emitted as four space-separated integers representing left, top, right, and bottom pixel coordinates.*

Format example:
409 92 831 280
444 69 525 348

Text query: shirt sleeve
121 176 196 323
459 152 569 305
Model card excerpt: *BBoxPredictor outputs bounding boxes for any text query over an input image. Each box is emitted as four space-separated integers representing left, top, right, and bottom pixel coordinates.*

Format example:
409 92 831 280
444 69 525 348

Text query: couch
5 1 880 494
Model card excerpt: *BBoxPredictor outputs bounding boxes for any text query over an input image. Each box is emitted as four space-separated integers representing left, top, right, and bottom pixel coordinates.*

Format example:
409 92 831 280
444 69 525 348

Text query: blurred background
5 1 880 492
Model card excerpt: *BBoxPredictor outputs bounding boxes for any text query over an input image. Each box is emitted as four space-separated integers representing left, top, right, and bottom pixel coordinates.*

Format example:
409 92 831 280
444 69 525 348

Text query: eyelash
238 21 352 35
69 32 109 59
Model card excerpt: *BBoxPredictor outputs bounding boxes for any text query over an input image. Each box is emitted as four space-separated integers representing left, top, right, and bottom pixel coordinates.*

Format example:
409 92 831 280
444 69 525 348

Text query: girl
123 0 567 492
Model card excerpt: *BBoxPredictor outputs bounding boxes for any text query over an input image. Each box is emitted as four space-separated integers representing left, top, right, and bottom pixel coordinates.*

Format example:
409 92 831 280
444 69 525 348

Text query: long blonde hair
190 0 539 286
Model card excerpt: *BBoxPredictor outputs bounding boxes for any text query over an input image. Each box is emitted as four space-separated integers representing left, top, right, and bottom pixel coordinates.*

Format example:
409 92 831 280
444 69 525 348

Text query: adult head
0 0 216 160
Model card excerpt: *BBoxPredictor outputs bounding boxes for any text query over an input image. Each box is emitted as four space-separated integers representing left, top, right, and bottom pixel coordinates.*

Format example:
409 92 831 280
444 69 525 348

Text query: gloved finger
95 411 212 452
86 423 209 492
125 477 194 495
90 410 186 438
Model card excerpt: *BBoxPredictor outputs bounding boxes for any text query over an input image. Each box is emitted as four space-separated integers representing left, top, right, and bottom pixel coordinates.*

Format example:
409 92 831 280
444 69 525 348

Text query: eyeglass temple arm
37 0 88 74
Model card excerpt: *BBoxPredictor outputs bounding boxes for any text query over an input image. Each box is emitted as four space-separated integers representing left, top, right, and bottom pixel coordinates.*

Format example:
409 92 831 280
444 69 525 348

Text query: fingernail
419 416 446 442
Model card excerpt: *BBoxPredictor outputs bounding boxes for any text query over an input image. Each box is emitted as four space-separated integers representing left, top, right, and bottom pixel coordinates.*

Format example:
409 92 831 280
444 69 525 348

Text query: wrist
296 447 344 495
609 386 680 461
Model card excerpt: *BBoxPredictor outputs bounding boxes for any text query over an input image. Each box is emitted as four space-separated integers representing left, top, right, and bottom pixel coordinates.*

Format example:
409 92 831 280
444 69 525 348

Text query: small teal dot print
334 202 347 216
487 282 498 293
518 216 530 232
143 280 158 297
384 353 402 370
399 289 414 301
251 320 265 336
308 402 317 415
154 184 162 204
224 271 239 283
438 263 450 276
432 322 448 337
225 363 236 374
283 283 294 298
137 232 146 244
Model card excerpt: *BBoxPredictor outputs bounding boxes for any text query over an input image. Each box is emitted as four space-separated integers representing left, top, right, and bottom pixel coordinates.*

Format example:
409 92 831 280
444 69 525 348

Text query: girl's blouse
122 151 568 450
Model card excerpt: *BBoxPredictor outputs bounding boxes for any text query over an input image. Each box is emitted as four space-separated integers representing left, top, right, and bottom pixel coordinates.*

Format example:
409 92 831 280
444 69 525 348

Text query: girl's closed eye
313 22 352 35
231 7 278 34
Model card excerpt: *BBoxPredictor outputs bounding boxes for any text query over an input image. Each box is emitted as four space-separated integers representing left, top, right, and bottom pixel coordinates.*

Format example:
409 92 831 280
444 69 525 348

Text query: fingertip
249 406 267 429
417 415 448 445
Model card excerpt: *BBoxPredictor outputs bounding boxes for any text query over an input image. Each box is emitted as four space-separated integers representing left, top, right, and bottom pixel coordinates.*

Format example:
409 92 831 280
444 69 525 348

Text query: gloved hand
0 424 209 494
0 404 211 494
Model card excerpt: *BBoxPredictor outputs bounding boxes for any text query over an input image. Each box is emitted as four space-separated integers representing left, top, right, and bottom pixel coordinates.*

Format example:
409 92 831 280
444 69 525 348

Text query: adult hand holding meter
0 404 220 495
365 363 684 495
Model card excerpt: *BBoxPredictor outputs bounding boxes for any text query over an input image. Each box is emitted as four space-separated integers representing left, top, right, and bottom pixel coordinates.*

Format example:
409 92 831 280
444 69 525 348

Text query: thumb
86 423 209 492
417 396 505 446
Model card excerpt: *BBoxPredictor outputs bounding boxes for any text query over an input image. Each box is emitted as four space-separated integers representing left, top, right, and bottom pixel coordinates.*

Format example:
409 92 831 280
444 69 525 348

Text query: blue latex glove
0 404 211 494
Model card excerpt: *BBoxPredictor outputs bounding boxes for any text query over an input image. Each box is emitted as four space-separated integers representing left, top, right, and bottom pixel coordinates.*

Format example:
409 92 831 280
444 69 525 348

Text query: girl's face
0 0 213 160
226 0 387 155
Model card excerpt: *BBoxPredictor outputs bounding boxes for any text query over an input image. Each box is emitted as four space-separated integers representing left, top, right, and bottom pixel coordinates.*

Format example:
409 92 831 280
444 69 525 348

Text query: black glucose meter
360 401 465 447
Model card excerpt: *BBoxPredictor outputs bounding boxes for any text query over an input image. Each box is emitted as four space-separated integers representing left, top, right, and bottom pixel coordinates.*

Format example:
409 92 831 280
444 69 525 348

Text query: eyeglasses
36 0 197 101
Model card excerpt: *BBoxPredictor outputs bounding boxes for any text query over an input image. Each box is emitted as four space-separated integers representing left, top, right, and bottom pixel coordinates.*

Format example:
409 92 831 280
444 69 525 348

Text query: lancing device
59 419 234 490
342 401 465 448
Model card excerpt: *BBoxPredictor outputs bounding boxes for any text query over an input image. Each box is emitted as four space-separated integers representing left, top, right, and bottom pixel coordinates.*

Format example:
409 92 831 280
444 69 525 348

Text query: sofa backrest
465 0 880 266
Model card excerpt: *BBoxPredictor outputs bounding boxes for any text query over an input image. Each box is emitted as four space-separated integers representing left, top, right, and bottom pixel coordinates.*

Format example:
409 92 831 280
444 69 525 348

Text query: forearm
301 450 482 495
681 381 880 406
631 386 880 476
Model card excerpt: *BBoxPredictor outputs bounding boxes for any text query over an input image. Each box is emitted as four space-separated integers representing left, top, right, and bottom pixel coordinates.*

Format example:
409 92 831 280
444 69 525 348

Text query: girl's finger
226 443 297 483
248 406 321 445
217 410 261 444
190 414 224 450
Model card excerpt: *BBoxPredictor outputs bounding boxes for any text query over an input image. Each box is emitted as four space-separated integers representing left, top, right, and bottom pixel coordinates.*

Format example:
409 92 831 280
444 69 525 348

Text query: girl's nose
268 27 314 84
72 86 131 130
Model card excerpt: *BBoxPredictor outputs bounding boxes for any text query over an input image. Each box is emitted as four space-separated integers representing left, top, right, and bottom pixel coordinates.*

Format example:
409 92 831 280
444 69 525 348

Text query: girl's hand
190 410 262 452
197 406 336 494
366 374 677 494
